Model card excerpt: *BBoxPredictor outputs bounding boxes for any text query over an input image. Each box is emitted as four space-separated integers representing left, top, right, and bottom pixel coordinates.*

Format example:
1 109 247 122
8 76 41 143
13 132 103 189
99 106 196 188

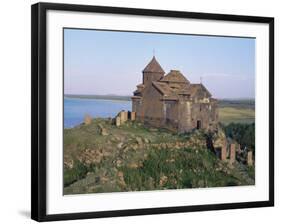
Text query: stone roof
137 84 144 88
143 56 165 74
151 81 211 101
188 84 211 97
152 81 173 96
133 89 141 95
133 83 145 96
135 58 212 101
160 70 190 84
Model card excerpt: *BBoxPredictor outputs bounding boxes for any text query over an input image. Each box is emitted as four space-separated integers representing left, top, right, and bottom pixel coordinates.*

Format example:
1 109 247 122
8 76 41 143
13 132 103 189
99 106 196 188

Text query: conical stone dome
143 56 165 74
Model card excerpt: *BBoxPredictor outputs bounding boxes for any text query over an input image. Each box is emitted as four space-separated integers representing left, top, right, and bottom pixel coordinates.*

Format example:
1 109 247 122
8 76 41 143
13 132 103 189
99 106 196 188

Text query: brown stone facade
132 56 218 133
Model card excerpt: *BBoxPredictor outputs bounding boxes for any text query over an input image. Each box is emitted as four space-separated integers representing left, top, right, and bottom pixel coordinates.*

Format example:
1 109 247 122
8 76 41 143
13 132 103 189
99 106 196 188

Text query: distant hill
65 94 131 101
218 99 255 110
65 94 255 109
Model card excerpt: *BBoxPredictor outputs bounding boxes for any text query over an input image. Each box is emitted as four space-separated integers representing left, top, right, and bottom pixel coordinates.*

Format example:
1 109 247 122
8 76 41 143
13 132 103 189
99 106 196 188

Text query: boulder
98 124 109 136
135 137 143 145
117 142 123 149
144 138 150 143
149 128 158 132
159 175 168 186
128 162 138 169
116 160 122 167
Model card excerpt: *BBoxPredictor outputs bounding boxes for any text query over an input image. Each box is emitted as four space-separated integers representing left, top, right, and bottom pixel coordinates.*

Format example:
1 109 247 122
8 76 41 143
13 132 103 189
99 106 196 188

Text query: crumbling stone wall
114 110 136 126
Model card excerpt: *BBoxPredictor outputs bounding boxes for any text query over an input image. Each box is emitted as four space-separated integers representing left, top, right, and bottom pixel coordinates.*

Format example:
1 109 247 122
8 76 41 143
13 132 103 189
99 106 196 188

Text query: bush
64 160 88 187
223 122 255 152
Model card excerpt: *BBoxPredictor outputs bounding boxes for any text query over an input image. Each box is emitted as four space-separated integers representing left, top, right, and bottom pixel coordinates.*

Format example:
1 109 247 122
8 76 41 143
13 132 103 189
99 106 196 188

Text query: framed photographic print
31 2 274 222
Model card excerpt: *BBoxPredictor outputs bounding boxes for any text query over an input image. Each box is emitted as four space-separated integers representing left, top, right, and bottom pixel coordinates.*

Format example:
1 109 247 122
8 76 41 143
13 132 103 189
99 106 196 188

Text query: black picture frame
31 2 274 222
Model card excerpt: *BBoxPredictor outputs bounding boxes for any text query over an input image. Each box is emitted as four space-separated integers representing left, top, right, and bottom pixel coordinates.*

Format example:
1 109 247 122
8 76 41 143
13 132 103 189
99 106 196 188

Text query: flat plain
218 107 255 124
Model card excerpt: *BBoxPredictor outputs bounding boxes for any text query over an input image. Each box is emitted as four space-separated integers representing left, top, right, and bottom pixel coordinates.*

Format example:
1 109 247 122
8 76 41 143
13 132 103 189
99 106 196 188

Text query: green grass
120 147 243 190
218 107 255 124
64 160 88 187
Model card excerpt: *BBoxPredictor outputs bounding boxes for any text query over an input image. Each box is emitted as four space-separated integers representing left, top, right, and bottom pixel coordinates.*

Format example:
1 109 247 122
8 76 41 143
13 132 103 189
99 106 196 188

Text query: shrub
64 160 88 187
223 123 255 152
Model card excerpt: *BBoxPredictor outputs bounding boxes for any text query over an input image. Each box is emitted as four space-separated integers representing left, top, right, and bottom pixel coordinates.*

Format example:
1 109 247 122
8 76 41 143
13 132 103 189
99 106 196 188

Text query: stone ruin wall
217 143 254 167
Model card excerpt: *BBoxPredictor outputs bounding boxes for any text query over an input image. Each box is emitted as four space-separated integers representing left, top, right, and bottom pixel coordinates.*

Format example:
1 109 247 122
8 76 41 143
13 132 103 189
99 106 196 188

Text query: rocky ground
63 118 254 195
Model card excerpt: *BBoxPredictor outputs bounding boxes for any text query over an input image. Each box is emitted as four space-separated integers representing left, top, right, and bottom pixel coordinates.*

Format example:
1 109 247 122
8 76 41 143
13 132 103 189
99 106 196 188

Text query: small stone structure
216 143 253 167
84 114 92 125
115 116 121 127
114 110 136 126
247 151 253 166
229 143 236 164
119 111 128 123
130 111 136 121
220 145 227 161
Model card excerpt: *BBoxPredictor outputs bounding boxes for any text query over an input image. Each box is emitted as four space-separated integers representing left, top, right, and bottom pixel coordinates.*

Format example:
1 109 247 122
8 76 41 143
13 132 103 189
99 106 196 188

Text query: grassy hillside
63 118 254 195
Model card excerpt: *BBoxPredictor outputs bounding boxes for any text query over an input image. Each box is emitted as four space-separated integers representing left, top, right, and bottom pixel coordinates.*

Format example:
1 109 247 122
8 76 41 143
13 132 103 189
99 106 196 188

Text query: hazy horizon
64 93 255 100
64 29 255 99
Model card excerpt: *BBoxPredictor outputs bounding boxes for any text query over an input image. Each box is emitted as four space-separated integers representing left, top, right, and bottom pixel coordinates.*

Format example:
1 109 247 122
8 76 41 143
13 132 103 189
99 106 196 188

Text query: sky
64 28 255 99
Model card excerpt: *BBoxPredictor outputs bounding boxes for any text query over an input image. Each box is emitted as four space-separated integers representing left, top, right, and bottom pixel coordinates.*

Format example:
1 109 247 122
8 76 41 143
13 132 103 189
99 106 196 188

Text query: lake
64 97 132 128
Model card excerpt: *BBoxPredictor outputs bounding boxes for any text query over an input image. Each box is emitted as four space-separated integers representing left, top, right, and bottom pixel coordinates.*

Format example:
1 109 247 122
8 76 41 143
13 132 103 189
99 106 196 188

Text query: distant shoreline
64 94 255 109
64 94 255 101
64 94 131 101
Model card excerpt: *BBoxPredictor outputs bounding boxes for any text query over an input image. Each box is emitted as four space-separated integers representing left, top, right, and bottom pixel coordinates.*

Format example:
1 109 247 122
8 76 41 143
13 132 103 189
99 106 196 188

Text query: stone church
131 56 218 133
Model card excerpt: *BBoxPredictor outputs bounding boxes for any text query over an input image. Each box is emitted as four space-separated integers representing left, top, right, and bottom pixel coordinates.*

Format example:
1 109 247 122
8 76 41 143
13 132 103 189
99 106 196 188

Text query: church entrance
196 120 201 129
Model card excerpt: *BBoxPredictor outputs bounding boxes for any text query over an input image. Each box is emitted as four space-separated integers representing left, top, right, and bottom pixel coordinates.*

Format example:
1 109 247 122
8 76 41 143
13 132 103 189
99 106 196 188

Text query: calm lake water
64 97 131 128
